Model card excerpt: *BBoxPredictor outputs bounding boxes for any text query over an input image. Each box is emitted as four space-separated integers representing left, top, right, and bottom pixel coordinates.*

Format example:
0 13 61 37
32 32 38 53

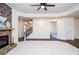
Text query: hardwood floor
62 39 79 48
26 39 79 48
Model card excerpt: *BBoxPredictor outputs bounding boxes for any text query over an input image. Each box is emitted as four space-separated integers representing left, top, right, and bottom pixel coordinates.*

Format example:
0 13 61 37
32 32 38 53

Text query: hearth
0 35 9 49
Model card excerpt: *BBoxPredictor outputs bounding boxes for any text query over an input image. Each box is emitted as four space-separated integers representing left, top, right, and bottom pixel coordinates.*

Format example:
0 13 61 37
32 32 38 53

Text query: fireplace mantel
0 28 14 31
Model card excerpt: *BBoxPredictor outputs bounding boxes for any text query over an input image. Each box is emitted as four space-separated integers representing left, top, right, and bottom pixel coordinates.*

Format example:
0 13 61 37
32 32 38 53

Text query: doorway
18 16 33 42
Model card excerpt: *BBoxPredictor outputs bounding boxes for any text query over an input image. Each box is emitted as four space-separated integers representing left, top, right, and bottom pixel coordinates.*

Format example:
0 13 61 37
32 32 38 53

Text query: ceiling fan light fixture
31 3 55 11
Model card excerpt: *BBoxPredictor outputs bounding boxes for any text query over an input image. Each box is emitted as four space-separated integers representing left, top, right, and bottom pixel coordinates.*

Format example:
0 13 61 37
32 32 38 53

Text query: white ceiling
8 3 77 13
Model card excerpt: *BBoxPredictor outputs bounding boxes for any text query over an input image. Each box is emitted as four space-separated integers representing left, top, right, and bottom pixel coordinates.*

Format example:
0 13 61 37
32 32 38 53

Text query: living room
0 3 79 55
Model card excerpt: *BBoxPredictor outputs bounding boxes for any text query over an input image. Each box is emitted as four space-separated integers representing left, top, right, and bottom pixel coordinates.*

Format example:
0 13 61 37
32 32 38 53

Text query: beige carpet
6 41 79 55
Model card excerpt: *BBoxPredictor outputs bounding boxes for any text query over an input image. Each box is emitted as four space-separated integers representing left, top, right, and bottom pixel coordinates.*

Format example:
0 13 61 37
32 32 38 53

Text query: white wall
27 19 50 39
7 3 79 43
12 9 18 43
50 22 57 34
74 18 79 39
12 9 75 41
27 18 74 40
11 8 77 42
57 18 74 40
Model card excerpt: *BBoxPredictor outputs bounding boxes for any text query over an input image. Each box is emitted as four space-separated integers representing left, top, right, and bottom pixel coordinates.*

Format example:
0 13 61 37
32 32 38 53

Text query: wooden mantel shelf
0 27 14 31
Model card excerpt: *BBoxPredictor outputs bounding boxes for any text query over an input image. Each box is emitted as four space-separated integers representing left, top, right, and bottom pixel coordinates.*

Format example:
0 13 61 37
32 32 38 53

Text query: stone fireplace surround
0 28 16 55
0 3 17 55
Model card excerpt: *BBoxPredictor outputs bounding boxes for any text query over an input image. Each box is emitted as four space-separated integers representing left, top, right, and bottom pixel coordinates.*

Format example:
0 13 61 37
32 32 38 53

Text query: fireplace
0 28 17 55
0 28 13 47
0 35 9 48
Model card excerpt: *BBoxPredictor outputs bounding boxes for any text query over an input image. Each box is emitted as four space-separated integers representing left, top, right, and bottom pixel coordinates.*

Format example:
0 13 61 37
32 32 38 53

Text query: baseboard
74 39 79 40
18 37 24 42
19 37 24 39
26 38 51 41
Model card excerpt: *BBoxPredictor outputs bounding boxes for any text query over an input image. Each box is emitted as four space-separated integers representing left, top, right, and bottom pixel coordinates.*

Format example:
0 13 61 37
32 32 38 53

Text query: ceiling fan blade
45 5 55 7
31 5 40 6
44 7 47 11
37 7 41 11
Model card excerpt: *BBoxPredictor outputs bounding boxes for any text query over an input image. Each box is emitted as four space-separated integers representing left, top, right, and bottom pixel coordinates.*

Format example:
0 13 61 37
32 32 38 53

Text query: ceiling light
29 21 32 24
41 5 45 8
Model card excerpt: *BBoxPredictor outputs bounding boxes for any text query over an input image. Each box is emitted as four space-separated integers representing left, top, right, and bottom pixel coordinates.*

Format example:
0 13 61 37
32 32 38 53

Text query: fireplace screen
0 35 9 48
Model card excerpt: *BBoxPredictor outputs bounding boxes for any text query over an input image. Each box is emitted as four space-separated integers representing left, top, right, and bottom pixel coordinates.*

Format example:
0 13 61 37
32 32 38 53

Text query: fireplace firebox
0 35 9 48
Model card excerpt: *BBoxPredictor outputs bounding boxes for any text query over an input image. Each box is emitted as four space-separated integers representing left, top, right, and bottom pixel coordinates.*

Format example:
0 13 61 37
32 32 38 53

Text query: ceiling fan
31 3 55 11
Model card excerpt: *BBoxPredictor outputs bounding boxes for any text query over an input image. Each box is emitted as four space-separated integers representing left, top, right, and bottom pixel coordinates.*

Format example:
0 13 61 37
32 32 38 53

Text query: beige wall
18 20 25 38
